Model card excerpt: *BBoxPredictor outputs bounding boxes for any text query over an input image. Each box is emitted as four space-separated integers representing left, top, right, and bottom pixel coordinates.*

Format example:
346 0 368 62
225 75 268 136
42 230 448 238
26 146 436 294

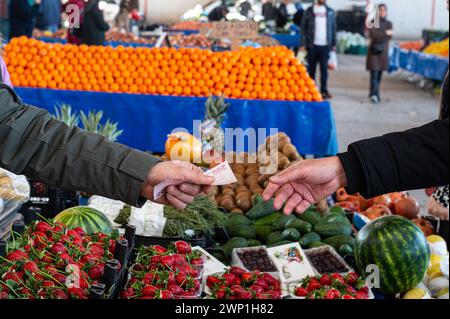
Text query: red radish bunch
207 267 282 300
121 242 204 300
293 272 369 299
0 220 124 299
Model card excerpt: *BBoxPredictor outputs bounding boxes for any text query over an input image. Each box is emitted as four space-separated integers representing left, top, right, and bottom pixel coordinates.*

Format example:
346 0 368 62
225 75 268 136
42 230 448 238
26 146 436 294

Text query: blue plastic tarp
390 45 449 81
15 88 338 157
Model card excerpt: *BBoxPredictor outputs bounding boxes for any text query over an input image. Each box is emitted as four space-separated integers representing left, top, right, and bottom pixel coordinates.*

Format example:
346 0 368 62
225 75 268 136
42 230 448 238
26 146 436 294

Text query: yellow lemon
428 235 446 243
427 263 442 276
430 271 445 280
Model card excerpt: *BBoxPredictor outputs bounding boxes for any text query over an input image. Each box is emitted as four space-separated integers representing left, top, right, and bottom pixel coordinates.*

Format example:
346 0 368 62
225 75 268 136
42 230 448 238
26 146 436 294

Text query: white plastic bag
328 51 338 70
0 169 30 205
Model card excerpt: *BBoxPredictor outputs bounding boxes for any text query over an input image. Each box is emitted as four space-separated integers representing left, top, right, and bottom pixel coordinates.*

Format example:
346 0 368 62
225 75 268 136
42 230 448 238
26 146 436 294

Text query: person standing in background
115 0 131 32
8 0 41 39
301 0 337 100
37 0 62 33
262 0 276 22
208 4 228 22
0 35 12 87
81 0 110 45
366 4 393 104
275 0 290 29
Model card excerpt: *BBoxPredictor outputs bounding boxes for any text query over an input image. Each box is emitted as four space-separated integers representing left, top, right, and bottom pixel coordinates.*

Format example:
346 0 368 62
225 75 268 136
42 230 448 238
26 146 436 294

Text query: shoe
370 95 380 104
322 92 333 99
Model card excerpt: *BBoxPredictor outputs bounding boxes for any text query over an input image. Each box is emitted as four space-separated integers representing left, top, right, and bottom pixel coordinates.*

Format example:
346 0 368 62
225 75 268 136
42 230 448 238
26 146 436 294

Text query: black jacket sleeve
338 118 449 198
93 3 110 32
13 0 39 21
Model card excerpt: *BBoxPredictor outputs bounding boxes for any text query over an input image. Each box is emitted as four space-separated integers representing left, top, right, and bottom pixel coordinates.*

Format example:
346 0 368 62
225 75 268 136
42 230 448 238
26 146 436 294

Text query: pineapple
80 110 123 142
202 95 230 152
53 104 80 127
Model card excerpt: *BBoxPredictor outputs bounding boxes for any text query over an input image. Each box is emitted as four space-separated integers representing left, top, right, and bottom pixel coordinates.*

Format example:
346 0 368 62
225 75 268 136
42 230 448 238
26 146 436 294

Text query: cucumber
246 196 276 220
254 213 282 226
222 237 249 259
285 219 313 234
299 232 322 248
268 240 295 248
254 225 273 243
298 209 322 226
227 224 256 240
309 242 328 248
266 231 283 246
272 215 297 231
328 206 347 216
319 212 350 226
248 239 263 247
314 222 352 238
252 194 264 207
228 214 253 226
339 244 354 256
323 235 355 249
281 228 301 241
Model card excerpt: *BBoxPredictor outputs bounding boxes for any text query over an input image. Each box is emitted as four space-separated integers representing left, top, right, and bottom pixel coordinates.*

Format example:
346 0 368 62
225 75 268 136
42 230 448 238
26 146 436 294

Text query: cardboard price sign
201 21 259 50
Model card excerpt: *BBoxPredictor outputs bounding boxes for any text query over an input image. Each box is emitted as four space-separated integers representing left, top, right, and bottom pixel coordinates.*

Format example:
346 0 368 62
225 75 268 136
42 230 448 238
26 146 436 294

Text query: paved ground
329 54 441 208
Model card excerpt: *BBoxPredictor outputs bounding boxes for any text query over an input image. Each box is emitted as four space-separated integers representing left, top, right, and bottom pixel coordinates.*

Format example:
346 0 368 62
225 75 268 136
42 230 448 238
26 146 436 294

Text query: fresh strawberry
141 285 158 297
346 286 357 295
176 272 187 286
159 290 174 299
215 289 227 299
68 287 88 299
222 273 237 286
266 290 281 299
331 273 345 284
190 257 205 267
50 242 67 254
132 264 145 272
88 264 104 280
42 280 55 288
230 285 246 295
73 227 85 236
67 230 81 240
234 277 242 286
53 273 67 285
330 288 341 299
345 272 359 285
6 250 29 262
89 244 104 257
262 273 278 285
320 274 332 286
249 285 264 294
230 267 246 277
30 231 48 246
150 256 162 264
307 279 322 292
35 221 52 233
355 290 369 300
242 272 256 284
174 241 192 254
206 276 221 289
254 279 269 290
295 287 309 297
151 245 168 255
23 261 39 274
359 286 369 294
52 289 68 299
0 292 9 299
168 284 184 296
2 271 24 283
238 291 253 299
342 294 354 299
160 255 175 268
121 287 135 299
324 290 336 300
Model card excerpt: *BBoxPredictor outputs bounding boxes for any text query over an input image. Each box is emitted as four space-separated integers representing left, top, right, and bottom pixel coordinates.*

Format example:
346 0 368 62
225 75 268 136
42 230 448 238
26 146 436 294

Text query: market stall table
390 45 449 81
15 88 338 157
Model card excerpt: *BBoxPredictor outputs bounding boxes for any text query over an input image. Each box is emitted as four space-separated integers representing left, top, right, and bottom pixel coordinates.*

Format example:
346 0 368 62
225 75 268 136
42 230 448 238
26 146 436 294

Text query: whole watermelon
55 206 113 235
354 215 430 295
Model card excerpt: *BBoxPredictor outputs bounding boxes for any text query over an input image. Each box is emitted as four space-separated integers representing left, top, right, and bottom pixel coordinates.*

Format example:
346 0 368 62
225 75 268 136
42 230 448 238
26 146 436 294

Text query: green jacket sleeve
0 85 160 207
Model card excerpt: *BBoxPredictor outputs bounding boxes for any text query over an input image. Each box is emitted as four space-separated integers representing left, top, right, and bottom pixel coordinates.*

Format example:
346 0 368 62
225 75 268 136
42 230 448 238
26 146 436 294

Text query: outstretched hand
141 161 214 210
262 157 348 215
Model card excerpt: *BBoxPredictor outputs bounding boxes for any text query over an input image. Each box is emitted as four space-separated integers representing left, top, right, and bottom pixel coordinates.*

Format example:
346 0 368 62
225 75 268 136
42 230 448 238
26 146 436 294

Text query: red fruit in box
249 285 264 294
255 279 269 290
159 290 174 299
346 286 357 295
151 255 161 264
173 254 189 267
394 197 420 219
53 225 64 233
174 241 192 254
68 287 88 299
230 267 246 277
167 272 176 285
222 273 236 286
3 271 24 283
262 273 278 285
168 284 184 296
355 291 368 299
151 245 167 254
342 294 354 299
142 285 158 297
23 261 39 273
51 242 67 254
160 255 175 268
132 263 145 272
73 227 85 236
176 272 187 286
230 285 246 295
238 291 253 299
242 272 256 284
89 264 105 280
331 273 345 283
53 273 67 285
319 274 332 286
234 277 242 286
35 221 52 233
216 289 227 299
6 250 29 262
295 287 309 297
266 290 281 299
307 280 322 292
42 280 55 288
190 257 205 267
67 230 81 240
207 276 221 289
0 292 9 299
345 272 359 285
324 290 336 299
52 289 68 299
89 244 104 257
330 288 341 299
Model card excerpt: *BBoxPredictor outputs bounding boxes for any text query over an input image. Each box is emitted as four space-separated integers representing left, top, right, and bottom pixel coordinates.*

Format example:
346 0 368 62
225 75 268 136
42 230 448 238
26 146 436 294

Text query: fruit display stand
15 88 338 156
390 44 449 81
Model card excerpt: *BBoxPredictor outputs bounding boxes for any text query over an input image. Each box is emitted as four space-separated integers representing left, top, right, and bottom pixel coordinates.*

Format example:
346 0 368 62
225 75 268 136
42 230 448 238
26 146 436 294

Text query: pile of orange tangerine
5 37 323 102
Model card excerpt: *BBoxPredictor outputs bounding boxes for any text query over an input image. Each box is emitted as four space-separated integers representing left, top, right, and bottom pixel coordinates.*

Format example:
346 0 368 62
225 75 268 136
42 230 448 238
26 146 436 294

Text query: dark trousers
307 45 331 94
370 70 383 98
